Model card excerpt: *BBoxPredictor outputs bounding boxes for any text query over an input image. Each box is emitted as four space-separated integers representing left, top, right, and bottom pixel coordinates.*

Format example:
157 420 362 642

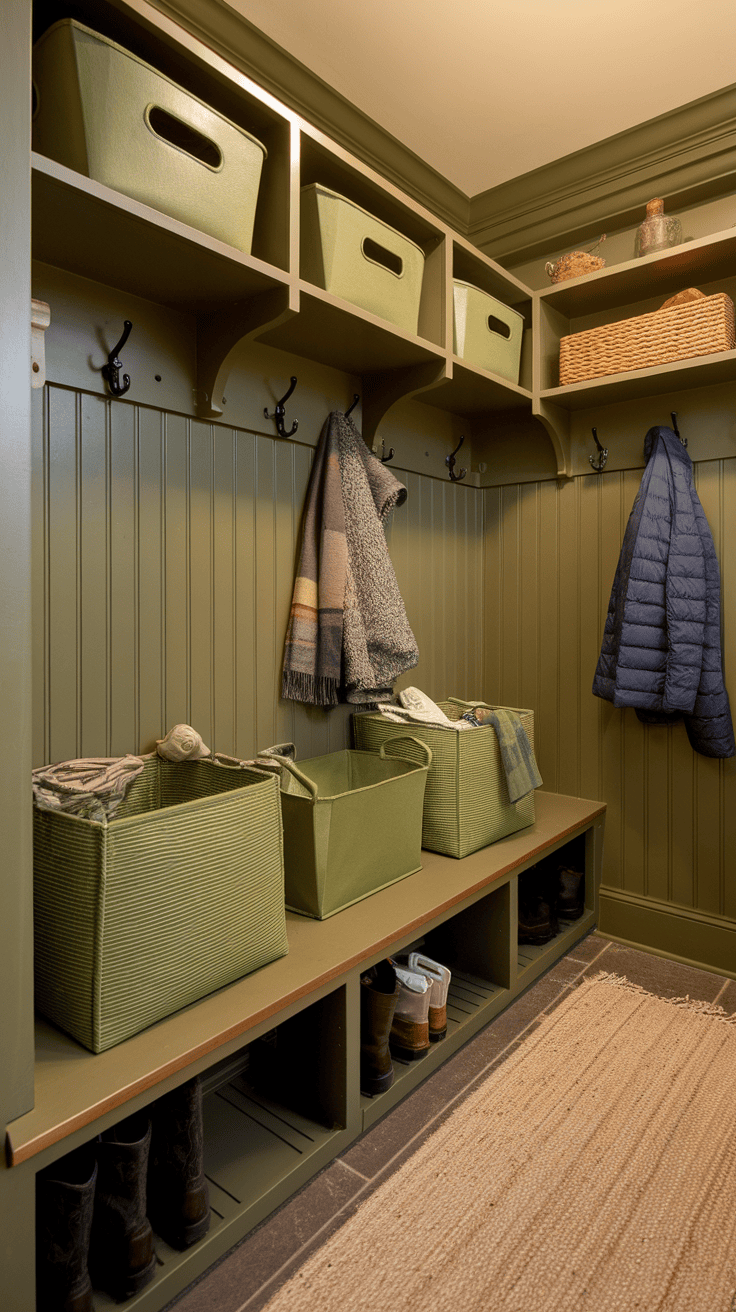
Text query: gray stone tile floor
164 932 735 1312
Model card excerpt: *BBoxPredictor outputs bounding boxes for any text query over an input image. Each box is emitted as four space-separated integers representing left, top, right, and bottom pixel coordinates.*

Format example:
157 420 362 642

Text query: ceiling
225 0 736 196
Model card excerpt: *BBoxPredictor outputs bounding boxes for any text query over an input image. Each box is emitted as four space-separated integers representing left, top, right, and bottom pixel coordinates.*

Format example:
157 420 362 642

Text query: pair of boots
518 861 585 944
36 1077 210 1310
360 954 451 1096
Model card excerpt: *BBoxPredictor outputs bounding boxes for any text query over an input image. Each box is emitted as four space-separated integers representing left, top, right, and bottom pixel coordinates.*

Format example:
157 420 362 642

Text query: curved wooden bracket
361 358 448 451
195 285 296 419
532 398 572 479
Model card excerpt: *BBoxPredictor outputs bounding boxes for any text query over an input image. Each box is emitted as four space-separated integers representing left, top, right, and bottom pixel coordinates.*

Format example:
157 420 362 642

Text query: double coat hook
265 376 299 438
102 320 132 398
589 427 608 473
446 435 467 482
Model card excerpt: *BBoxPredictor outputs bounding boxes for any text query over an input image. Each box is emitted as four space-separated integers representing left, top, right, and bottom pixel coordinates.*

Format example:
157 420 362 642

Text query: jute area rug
263 973 736 1312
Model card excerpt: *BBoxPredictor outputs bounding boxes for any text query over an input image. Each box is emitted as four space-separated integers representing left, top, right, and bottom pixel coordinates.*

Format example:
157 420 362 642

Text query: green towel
471 706 542 803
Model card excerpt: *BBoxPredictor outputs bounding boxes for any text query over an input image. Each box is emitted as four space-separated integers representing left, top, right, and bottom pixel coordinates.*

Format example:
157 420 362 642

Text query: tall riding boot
147 1075 211 1249
36 1144 97 1312
89 1112 156 1301
360 960 400 1096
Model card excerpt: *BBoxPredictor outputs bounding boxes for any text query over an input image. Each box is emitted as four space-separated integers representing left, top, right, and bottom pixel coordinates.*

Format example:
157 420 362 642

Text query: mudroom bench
6 790 605 1311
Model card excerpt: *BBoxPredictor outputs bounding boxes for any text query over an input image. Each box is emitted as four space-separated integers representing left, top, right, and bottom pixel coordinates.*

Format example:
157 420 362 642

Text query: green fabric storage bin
33 757 287 1053
274 740 431 919
453 279 524 384
353 700 536 859
301 183 426 336
32 20 267 252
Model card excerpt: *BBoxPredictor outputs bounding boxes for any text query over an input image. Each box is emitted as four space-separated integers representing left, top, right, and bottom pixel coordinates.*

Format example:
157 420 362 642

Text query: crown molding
144 0 470 232
468 84 736 264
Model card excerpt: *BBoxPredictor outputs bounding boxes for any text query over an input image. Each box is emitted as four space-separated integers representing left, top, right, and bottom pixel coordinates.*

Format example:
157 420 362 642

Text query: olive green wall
31 382 485 769
483 462 736 977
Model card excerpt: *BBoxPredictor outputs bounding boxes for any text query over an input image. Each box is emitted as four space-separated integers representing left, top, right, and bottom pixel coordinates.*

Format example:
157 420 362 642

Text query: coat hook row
590 426 608 473
446 435 467 482
265 376 299 438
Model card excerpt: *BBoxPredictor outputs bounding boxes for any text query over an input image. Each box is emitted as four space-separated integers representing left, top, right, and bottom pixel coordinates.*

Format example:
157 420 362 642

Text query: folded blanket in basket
379 687 473 731
282 411 418 707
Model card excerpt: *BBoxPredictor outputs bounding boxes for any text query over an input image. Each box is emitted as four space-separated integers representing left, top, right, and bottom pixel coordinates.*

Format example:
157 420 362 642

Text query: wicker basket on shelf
559 290 736 385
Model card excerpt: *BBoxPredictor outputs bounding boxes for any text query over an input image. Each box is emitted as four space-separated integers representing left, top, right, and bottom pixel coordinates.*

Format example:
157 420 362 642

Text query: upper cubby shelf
30 0 541 447
538 226 736 318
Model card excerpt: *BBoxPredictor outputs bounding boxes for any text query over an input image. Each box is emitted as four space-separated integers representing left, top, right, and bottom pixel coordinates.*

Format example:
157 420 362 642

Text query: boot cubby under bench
6 791 605 1311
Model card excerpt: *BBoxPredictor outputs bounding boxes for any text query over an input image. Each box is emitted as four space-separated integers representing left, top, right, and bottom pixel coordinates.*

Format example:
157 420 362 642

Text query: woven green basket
275 740 431 919
353 700 536 859
33 757 288 1053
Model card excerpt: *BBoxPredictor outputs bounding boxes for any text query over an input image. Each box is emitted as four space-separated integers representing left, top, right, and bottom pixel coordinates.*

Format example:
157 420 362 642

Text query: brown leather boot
557 864 585 919
389 961 431 1061
147 1075 211 1249
36 1144 97 1312
89 1112 156 1301
360 960 400 1095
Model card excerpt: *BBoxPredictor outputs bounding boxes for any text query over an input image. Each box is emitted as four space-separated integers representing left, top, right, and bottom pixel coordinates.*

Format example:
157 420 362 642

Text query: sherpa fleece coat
592 425 734 759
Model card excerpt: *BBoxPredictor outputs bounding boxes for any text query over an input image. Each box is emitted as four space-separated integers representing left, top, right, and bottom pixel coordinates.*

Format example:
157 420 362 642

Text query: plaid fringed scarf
282 411 418 707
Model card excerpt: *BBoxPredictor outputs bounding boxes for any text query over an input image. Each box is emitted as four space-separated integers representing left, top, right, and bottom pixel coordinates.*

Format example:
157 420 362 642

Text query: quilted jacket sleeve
660 443 705 713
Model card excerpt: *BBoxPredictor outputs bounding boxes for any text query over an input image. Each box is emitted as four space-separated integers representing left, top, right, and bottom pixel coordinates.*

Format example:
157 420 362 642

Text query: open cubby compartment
515 831 597 986
538 244 736 404
452 240 533 393
32 0 294 273
361 882 513 1129
204 985 354 1219
298 129 447 351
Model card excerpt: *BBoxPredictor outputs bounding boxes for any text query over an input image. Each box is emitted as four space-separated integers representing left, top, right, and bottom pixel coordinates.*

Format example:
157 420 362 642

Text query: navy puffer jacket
592 426 734 758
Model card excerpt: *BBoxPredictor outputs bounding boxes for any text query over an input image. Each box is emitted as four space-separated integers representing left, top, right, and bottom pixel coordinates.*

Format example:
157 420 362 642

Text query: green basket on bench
273 739 431 919
353 700 536 859
33 756 288 1053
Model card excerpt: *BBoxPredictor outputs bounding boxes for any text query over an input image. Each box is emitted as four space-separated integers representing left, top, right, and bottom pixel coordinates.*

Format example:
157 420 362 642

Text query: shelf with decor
532 230 736 472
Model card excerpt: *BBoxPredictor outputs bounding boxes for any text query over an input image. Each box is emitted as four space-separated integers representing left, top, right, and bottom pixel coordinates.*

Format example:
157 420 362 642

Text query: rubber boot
407 952 452 1041
360 960 400 1096
147 1075 211 1249
89 1112 156 1301
389 961 432 1061
36 1144 97 1312
557 864 585 919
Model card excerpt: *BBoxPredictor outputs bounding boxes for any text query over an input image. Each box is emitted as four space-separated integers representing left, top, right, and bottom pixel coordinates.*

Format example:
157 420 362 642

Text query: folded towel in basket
475 706 542 803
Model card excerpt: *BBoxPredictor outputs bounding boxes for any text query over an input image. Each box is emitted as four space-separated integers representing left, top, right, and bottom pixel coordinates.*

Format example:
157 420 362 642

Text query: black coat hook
379 437 395 463
102 320 132 398
345 394 360 418
589 426 608 473
671 411 687 448
264 376 299 438
446 435 467 482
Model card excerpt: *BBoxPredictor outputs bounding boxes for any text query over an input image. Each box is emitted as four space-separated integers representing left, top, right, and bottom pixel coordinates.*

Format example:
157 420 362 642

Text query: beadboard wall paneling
483 460 736 923
32 387 485 769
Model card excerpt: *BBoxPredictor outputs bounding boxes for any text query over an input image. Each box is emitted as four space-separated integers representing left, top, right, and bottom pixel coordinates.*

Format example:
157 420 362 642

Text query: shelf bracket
532 398 572 479
195 285 297 419
361 359 448 453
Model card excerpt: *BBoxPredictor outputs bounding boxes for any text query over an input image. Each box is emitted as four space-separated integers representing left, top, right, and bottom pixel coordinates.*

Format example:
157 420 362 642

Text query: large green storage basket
353 700 536 859
32 20 267 252
33 757 288 1053
274 740 431 919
